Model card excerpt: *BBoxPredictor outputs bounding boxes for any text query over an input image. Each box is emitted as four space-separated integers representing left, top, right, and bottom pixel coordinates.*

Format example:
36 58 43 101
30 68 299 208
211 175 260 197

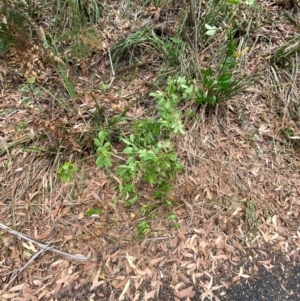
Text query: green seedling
173 223 181 229
86 208 103 217
141 203 157 217
58 162 78 183
195 36 246 107
16 121 27 132
94 130 113 168
205 24 220 36
136 221 150 238
284 127 294 138
166 214 176 221
19 77 43 106
166 214 180 229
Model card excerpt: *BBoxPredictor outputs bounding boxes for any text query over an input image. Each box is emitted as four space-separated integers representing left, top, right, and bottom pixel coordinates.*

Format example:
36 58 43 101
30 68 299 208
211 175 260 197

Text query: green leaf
206 30 217 36
58 162 77 183
227 0 240 4
204 24 219 36
126 195 138 206
27 77 36 84
86 208 102 217
195 88 207 104
123 146 134 154
136 221 150 237
169 37 183 44
94 138 102 147
149 91 164 100
166 214 176 221
103 157 112 168
205 24 215 30
201 67 213 77
121 137 132 145
104 142 112 149
171 120 185 134
217 73 232 89
96 156 105 168
173 223 180 229
98 131 107 144
130 134 135 143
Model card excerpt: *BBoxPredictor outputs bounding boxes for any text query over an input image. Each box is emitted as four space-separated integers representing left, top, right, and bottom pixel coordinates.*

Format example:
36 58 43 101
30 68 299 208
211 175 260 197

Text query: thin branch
108 47 115 88
0 222 91 262
2 241 51 292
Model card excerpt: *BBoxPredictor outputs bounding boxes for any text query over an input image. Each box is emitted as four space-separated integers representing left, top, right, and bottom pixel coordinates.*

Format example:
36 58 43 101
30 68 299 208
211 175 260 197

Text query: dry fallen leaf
118 279 130 301
175 286 195 298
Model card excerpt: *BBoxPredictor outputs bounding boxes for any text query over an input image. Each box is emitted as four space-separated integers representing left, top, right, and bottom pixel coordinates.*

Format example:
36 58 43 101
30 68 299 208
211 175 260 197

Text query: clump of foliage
0 0 32 53
52 0 103 58
94 60 246 206
95 77 187 206
195 36 246 107
58 162 78 183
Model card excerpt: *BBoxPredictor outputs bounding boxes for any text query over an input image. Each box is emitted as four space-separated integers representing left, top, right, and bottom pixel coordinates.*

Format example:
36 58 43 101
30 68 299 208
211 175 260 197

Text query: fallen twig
2 241 51 292
108 47 115 88
0 222 91 262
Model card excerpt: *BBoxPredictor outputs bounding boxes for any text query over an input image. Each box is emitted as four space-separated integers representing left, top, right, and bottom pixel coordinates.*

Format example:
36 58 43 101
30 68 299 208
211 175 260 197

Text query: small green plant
166 213 180 229
244 199 258 238
136 221 150 238
95 77 185 206
111 28 166 65
271 34 300 66
164 37 187 67
15 121 27 132
173 222 181 229
284 127 294 138
166 213 176 221
99 83 109 91
141 203 158 219
116 136 182 205
141 203 156 216
58 162 78 183
86 208 102 217
194 36 246 107
0 1 32 53
205 24 220 36
19 77 44 105
57 65 76 99
94 130 113 168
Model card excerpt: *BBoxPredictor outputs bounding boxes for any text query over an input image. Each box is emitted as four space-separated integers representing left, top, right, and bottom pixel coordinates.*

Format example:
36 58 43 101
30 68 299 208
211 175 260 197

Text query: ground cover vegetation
0 0 299 300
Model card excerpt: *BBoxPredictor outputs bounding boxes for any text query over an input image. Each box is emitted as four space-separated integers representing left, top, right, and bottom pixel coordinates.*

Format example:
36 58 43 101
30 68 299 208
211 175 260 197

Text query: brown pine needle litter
0 0 300 300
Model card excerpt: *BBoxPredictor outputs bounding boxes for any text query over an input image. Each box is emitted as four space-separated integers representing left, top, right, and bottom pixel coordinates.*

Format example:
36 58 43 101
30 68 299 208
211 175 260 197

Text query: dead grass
0 1 300 300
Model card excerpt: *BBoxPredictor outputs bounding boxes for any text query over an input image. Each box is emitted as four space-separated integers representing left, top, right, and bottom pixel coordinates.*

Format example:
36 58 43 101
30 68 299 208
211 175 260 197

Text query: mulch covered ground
1 1 300 300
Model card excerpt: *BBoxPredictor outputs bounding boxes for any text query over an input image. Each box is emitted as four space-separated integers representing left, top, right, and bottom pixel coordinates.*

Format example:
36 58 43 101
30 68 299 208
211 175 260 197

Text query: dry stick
116 61 152 75
2 241 51 292
108 47 115 88
0 222 91 262
194 1 202 71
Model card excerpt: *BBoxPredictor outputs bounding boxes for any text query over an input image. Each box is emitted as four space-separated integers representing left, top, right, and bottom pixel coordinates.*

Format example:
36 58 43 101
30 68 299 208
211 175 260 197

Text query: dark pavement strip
220 258 300 301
